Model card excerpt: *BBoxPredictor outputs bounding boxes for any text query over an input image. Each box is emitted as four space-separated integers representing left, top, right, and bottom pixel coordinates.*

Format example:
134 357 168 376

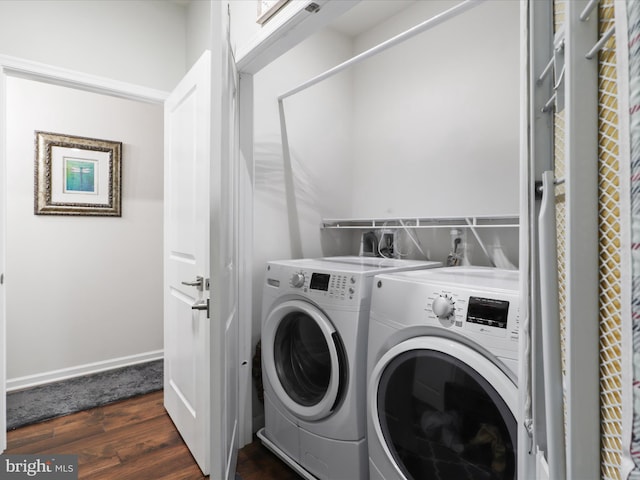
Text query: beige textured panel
598 1 623 480
553 0 568 428
554 0 565 29
550 2 622 478
555 109 567 379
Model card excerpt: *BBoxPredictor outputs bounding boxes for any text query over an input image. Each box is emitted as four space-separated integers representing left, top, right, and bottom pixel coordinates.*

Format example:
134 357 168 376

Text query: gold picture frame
257 0 289 25
34 131 122 216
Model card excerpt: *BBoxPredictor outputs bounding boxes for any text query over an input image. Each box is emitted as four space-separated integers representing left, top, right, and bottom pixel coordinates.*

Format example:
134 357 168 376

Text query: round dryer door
369 336 517 480
263 299 347 421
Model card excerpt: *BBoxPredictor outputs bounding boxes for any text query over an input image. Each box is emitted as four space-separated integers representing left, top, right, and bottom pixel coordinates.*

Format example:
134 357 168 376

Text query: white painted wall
0 0 187 91
252 27 355 264
251 0 520 269
350 0 520 218
6 76 164 383
345 0 520 266
0 0 190 387
229 0 262 57
250 27 354 426
187 0 212 70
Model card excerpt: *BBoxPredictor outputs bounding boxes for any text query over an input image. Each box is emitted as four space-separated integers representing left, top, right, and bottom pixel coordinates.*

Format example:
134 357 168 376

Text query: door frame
0 54 168 453
233 0 361 445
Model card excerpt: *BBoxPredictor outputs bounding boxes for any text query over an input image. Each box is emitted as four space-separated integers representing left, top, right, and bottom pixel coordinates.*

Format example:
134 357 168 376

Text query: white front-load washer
367 266 520 480
258 256 442 480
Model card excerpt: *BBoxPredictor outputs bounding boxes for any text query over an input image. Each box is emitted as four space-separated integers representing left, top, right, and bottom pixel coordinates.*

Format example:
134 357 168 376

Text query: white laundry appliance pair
258 256 442 480
367 266 520 480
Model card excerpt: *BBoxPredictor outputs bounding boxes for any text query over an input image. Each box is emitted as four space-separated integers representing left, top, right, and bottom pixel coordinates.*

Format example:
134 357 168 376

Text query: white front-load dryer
258 256 441 480
367 266 520 480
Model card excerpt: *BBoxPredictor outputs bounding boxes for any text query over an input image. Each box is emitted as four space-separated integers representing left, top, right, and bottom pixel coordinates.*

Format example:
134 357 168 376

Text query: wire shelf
321 215 519 230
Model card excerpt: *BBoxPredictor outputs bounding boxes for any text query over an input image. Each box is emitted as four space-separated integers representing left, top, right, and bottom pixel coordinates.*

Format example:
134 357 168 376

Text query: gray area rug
7 360 163 430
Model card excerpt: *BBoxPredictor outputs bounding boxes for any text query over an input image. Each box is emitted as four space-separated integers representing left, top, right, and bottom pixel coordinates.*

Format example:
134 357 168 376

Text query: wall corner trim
0 54 169 104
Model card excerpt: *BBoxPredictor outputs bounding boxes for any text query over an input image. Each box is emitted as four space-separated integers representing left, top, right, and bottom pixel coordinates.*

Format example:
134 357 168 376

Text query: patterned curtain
628 0 640 477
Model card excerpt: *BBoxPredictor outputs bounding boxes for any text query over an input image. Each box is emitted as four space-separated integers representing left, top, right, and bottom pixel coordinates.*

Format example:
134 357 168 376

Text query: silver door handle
192 299 208 310
182 276 204 291
191 299 209 318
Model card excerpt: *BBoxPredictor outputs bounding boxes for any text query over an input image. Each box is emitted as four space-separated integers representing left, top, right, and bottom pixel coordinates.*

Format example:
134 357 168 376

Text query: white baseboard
7 350 164 392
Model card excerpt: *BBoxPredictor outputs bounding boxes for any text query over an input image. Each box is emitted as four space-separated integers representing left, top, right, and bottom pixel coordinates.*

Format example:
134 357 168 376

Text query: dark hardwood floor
5 391 300 480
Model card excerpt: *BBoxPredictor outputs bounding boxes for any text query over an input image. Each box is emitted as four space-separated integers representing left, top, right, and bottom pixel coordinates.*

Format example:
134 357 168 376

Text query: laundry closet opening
249 0 521 429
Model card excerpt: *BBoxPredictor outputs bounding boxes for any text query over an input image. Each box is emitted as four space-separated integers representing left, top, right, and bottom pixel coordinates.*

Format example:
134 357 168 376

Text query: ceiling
171 0 416 38
328 0 416 37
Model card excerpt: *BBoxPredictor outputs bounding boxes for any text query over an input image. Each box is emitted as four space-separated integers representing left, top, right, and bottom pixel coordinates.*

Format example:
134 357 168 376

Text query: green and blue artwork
64 158 97 194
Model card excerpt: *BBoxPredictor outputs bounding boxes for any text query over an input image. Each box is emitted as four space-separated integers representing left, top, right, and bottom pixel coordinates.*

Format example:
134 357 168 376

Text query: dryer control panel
419 286 520 363
370 267 520 370
425 286 519 353
466 296 509 329
426 289 518 337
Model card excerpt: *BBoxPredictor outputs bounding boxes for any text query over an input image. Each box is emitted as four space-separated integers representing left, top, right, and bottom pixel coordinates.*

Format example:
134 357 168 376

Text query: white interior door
164 8 240 475
164 50 212 475
209 4 240 476
0 66 6 453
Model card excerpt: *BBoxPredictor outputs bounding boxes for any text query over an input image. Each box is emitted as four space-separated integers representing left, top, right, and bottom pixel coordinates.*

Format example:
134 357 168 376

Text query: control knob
432 295 455 319
291 272 305 288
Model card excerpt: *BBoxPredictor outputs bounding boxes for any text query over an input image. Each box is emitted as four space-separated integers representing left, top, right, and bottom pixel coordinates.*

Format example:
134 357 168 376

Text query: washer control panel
309 271 357 299
290 272 306 288
279 268 359 302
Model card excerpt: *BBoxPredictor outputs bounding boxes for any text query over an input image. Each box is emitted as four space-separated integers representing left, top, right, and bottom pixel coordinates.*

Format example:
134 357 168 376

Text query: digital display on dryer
310 273 330 291
466 296 509 329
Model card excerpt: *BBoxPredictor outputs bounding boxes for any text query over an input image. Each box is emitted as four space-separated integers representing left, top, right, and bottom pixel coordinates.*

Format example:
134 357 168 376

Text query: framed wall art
257 0 289 25
34 131 122 216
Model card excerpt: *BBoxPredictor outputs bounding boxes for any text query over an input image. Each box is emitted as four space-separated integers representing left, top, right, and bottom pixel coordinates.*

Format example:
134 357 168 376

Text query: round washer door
263 299 346 421
369 336 517 480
